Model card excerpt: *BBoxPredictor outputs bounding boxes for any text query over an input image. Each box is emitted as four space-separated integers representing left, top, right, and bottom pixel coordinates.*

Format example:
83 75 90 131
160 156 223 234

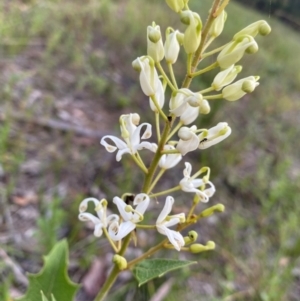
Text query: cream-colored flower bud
181 10 202 54
133 56 161 97
199 99 210 114
113 255 127 270
176 32 184 44
165 0 184 13
178 126 193 140
131 113 140 126
189 241 215 253
164 28 181 64
147 23 164 63
233 20 271 40
212 65 242 91
184 230 198 245
217 35 258 69
242 76 260 93
209 10 227 38
222 76 259 101
187 93 202 107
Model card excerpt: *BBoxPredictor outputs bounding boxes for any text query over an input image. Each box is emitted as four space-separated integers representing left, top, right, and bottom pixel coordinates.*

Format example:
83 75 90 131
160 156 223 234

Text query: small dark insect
200 138 208 144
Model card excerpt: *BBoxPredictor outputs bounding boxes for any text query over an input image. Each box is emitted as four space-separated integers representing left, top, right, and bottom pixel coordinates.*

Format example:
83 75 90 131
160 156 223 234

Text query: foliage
17 240 79 301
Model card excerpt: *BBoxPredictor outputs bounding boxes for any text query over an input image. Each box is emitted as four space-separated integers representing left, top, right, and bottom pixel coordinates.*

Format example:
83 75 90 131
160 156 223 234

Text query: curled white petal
159 145 182 169
156 196 185 251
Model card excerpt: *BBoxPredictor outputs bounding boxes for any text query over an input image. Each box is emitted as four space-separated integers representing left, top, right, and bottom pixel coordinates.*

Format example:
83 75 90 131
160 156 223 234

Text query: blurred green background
0 0 299 300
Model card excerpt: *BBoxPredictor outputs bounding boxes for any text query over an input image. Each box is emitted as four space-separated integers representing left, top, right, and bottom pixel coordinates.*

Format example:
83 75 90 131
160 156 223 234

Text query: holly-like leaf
41 291 57 301
18 240 79 301
132 258 196 286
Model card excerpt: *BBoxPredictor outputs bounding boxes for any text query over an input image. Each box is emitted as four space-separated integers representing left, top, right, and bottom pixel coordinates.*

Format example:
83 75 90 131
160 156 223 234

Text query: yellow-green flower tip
189 241 215 253
113 255 127 270
165 0 184 13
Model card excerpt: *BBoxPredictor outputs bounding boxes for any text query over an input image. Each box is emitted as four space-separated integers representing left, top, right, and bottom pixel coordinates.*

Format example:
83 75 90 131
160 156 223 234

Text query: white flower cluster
79 2 270 253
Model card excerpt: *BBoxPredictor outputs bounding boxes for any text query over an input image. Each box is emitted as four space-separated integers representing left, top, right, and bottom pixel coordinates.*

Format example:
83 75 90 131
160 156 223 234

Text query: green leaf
132 258 197 286
18 240 79 301
41 291 57 301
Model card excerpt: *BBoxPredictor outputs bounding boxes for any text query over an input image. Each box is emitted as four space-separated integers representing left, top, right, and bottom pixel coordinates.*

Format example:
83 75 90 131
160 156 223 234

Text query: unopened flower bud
222 76 259 101
189 241 215 253
187 93 202 107
165 0 184 13
245 42 259 54
181 10 202 54
199 99 210 114
209 9 227 38
212 65 242 91
233 20 271 40
147 23 164 62
184 230 198 245
164 28 181 64
199 203 225 218
113 255 127 270
217 35 258 69
178 126 193 140
176 32 184 44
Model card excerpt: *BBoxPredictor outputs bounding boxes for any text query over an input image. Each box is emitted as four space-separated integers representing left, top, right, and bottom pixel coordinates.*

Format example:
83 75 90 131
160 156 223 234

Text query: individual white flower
176 125 200 155
78 198 119 237
156 196 185 251
181 10 202 54
159 145 182 169
110 194 150 241
198 122 232 149
169 89 202 125
222 76 260 101
217 35 258 69
147 22 164 63
132 56 163 97
212 65 242 91
164 28 181 64
179 162 216 202
209 9 227 38
101 113 157 161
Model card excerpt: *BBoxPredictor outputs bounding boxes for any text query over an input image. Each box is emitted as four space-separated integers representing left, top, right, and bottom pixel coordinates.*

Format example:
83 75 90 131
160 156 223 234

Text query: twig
0 248 29 286
0 111 105 139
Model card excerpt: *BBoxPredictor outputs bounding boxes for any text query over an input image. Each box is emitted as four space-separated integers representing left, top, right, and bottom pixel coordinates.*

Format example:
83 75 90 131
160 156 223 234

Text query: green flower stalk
76 1 271 300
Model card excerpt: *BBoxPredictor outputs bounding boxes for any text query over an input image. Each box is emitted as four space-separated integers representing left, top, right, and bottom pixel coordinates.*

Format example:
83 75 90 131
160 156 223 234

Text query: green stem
201 44 227 58
205 93 223 99
148 168 166 193
168 63 178 90
151 185 181 198
191 62 218 78
127 239 167 269
150 95 168 122
156 62 177 92
155 112 161 142
94 234 132 301
142 120 172 194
